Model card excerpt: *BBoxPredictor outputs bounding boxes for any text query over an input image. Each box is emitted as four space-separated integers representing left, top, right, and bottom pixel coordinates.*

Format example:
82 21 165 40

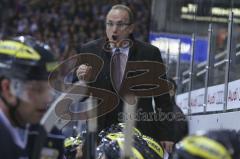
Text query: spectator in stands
0 0 151 61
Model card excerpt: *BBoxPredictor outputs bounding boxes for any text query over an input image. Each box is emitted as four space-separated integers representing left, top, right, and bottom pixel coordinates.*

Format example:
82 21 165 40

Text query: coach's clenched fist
76 64 92 81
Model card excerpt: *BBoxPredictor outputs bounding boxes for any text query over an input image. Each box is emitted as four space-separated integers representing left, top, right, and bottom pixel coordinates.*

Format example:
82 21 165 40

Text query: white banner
206 84 224 112
190 88 205 113
177 85 224 113
176 92 189 114
227 79 240 109
176 88 204 114
177 79 240 114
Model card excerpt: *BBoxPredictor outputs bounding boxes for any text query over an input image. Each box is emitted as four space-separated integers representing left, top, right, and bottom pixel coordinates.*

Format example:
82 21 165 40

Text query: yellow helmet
97 131 164 159
0 36 57 81
173 130 240 159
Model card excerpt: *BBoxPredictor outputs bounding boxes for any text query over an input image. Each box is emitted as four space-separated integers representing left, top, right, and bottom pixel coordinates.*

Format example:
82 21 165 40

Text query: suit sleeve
71 45 87 83
71 46 81 83
152 47 174 141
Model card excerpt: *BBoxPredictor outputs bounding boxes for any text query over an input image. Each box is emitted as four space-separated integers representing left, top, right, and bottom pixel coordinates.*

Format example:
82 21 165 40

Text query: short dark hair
109 4 134 24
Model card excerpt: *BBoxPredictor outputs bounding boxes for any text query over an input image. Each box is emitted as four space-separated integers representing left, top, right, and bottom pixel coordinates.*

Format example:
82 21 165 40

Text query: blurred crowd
0 0 151 60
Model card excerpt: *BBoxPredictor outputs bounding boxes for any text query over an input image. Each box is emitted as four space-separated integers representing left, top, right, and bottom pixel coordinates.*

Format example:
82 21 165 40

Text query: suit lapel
120 40 138 89
128 40 138 61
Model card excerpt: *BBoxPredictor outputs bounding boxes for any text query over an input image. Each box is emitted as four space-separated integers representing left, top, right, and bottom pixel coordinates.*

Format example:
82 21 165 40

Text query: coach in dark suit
75 4 174 153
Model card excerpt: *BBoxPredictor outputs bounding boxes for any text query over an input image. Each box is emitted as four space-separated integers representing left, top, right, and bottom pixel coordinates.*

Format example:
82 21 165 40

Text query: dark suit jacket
0 120 28 159
0 118 64 159
172 101 188 143
74 37 174 141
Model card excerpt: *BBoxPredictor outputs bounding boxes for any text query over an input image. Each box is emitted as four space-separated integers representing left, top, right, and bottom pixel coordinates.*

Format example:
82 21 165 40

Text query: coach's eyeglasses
106 21 131 30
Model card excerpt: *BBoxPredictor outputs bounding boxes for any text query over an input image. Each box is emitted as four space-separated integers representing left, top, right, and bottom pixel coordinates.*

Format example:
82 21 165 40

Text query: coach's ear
127 23 134 35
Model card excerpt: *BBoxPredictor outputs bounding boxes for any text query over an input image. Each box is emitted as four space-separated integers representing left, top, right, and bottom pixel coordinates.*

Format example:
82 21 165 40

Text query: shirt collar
112 47 130 56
